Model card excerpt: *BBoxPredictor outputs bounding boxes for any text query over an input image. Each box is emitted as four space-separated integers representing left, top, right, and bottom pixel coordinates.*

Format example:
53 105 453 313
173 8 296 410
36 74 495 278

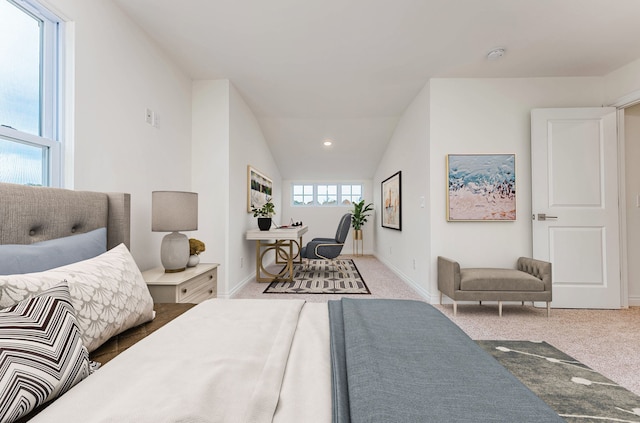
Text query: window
340 184 362 205
317 184 337 205
0 0 62 186
292 184 314 205
291 183 364 207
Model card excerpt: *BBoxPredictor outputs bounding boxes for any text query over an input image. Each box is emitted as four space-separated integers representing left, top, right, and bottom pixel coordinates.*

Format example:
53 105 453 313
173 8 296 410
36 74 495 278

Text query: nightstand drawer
143 263 219 304
178 269 216 302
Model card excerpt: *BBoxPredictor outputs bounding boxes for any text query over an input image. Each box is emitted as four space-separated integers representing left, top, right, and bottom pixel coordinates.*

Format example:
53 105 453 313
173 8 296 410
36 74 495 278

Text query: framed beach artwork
381 171 402 230
446 154 516 221
247 165 273 213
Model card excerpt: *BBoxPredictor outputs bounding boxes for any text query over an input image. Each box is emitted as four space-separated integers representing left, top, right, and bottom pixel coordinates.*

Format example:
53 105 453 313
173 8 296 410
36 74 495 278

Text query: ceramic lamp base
160 231 189 272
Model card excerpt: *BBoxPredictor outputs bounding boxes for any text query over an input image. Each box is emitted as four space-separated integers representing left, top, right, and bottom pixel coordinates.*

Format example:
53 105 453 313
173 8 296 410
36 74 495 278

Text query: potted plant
187 238 206 267
251 199 275 231
351 200 373 255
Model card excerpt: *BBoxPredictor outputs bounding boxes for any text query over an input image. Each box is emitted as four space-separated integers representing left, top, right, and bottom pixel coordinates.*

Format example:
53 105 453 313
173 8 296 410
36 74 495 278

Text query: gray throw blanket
328 298 563 423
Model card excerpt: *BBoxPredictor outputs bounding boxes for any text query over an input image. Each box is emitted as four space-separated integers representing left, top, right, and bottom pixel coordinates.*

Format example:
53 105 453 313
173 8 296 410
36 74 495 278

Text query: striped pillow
0 281 91 423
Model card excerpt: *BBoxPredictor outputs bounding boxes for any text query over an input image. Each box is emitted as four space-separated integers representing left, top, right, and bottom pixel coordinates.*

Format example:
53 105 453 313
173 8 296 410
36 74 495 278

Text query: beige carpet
234 254 640 396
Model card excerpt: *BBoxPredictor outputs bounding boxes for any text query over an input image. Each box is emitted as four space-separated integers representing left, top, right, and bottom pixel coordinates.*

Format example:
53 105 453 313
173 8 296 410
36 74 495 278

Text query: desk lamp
152 191 198 273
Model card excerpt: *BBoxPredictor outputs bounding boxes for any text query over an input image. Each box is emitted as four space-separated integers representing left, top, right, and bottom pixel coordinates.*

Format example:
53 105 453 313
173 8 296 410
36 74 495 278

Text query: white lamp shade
152 191 198 232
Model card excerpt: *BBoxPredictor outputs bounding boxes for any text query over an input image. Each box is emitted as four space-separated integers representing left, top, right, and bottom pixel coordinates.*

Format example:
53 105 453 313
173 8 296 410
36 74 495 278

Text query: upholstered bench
437 256 552 317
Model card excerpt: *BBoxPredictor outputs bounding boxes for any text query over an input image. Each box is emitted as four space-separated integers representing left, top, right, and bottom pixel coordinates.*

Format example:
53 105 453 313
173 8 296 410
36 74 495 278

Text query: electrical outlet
413 258 416 269
240 257 244 268
152 112 160 129
389 246 392 255
145 108 153 125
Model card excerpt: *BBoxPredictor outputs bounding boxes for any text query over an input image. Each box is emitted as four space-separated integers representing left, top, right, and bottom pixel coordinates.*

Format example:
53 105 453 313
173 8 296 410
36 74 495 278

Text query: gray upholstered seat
300 213 351 261
438 256 553 317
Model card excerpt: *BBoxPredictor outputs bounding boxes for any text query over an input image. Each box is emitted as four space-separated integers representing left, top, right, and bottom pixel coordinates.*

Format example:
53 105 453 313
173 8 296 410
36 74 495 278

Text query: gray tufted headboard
0 183 130 250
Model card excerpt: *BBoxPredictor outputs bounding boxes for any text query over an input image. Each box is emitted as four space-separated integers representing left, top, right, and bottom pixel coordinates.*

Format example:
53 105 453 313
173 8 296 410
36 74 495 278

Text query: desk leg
255 240 263 282
254 239 296 283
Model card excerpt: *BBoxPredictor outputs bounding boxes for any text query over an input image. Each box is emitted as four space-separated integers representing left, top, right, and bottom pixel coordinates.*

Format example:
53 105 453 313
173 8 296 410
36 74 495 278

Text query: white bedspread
31 299 331 423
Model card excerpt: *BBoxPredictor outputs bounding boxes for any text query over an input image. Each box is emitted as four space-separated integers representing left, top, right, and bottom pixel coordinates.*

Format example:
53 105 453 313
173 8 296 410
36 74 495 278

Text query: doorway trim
609 88 640 307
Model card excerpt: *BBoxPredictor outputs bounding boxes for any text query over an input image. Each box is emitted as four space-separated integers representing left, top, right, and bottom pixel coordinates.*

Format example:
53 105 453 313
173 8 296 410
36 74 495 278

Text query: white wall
624 103 640 306
280 180 375 255
191 80 230 296
192 80 281 298
373 83 431 298
47 0 193 270
229 84 282 297
428 77 604 299
604 58 640 105
605 59 640 306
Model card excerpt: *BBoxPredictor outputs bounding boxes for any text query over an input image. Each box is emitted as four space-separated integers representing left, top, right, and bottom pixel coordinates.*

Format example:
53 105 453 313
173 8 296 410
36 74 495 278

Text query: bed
0 183 564 423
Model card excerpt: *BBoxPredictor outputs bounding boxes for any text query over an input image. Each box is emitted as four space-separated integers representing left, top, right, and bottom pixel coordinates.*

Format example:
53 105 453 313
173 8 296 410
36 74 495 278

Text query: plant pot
187 254 200 267
353 229 363 240
258 217 272 231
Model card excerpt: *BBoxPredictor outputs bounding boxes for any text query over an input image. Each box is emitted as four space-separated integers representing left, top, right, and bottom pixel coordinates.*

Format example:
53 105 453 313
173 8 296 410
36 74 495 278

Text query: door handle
536 213 558 221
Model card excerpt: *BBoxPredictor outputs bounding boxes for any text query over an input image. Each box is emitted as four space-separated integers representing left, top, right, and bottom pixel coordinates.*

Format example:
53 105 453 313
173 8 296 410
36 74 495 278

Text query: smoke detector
487 48 506 60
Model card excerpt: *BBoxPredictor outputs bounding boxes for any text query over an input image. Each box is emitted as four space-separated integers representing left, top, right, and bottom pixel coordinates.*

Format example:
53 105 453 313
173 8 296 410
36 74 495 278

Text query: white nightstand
142 263 219 303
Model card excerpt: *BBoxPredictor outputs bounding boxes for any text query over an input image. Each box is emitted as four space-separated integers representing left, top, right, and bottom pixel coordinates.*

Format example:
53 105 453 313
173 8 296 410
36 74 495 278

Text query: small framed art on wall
381 171 401 230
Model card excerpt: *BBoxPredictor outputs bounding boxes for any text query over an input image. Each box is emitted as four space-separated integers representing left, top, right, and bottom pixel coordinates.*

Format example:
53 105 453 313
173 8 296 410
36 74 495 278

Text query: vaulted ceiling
113 0 640 179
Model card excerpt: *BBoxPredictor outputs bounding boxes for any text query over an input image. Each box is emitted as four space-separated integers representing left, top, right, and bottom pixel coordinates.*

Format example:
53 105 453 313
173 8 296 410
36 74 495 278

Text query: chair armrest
437 256 461 298
304 241 344 260
311 237 336 242
517 257 552 293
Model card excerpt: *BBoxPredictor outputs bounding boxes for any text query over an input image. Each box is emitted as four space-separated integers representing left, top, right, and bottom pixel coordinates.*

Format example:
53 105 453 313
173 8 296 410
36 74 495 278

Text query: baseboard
372 253 432 302
628 295 640 307
226 272 257 299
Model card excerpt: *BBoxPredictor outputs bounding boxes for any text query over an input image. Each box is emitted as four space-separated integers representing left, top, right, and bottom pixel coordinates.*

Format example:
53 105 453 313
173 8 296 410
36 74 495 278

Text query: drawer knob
181 288 188 294
209 275 213 280
209 289 213 294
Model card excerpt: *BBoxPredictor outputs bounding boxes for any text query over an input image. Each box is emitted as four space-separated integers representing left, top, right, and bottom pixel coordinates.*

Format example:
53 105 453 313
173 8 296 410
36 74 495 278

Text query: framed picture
381 171 401 230
247 165 273 212
446 154 515 221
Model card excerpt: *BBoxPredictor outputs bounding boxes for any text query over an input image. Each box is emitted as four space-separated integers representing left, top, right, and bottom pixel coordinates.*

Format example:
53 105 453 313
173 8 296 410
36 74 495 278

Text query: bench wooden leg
547 302 551 318
498 301 503 317
479 301 482 306
440 291 443 304
453 301 457 316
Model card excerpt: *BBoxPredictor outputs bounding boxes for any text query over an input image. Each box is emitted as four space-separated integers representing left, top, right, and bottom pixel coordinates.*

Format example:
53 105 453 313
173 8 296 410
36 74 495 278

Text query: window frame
0 0 62 187
291 183 365 207
292 183 314 206
340 183 363 205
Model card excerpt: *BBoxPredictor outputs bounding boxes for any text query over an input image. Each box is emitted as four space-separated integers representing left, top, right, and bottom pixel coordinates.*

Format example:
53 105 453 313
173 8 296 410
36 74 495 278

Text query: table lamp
152 191 198 273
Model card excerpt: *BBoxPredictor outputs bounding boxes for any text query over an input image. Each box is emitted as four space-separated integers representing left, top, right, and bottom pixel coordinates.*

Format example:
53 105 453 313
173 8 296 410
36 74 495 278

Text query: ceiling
113 0 640 180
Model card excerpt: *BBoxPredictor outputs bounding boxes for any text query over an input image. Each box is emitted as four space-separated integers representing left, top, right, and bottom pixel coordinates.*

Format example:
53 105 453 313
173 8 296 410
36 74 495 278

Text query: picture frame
446 154 516 221
381 171 401 230
247 165 273 213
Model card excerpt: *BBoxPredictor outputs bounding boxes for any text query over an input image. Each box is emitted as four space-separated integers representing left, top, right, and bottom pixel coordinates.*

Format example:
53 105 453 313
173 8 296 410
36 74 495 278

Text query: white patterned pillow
0 281 91 423
0 243 155 352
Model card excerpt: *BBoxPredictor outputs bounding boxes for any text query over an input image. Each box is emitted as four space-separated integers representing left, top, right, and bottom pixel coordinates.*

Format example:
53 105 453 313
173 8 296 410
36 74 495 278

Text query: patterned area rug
477 341 640 422
263 259 370 294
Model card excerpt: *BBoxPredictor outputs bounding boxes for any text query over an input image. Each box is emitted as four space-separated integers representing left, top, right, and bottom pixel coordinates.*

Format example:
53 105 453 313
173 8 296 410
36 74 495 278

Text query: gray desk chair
300 214 351 266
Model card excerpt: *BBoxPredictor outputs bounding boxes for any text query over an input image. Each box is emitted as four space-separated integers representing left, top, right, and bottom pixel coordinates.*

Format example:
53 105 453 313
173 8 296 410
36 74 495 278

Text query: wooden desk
245 226 308 282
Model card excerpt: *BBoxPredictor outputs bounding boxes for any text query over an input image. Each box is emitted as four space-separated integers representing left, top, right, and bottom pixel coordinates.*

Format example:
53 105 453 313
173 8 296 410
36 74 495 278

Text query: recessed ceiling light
323 140 333 147
487 48 506 60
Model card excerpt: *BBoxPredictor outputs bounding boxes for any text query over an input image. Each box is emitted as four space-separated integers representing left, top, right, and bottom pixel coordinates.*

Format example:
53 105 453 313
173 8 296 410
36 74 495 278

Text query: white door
531 107 620 309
